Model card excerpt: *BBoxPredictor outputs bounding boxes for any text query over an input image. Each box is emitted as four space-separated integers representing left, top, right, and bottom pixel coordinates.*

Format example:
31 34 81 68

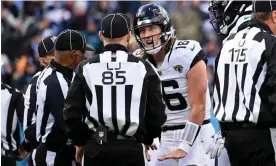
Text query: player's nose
143 28 153 38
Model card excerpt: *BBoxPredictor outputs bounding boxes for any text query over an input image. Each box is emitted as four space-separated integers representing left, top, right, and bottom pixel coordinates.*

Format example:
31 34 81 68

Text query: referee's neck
54 51 75 70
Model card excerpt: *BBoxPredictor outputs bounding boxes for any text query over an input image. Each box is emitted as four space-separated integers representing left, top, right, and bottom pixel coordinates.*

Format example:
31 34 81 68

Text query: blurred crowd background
1 1 223 94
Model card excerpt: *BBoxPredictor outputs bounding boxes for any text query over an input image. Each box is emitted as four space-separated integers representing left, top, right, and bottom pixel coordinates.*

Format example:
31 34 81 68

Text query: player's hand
75 146 84 164
158 149 187 160
206 131 225 159
16 146 28 161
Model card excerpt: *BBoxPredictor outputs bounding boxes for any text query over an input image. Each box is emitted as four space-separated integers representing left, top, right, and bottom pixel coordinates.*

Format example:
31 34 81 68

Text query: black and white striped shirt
213 20 276 126
36 60 74 145
64 44 166 146
23 71 41 144
1 83 24 152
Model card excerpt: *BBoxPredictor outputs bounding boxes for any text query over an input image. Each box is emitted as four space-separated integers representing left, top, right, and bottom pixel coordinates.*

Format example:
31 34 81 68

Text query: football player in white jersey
206 0 252 165
132 3 214 166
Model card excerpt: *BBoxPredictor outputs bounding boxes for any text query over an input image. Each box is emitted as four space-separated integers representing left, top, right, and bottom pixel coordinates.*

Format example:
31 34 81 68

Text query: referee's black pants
35 143 76 166
28 142 39 166
28 150 34 166
1 156 16 166
82 136 147 166
221 122 276 166
1 149 19 166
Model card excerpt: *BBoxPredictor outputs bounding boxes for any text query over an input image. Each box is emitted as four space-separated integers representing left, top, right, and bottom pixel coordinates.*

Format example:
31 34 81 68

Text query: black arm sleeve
265 45 276 116
144 62 166 144
63 66 91 146
259 38 276 126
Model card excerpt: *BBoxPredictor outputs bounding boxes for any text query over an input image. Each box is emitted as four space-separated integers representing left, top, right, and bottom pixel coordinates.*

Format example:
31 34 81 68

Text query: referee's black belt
161 119 210 132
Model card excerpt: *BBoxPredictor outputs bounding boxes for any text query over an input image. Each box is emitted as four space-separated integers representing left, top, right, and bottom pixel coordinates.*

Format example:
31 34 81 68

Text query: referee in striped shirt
34 29 93 166
22 36 56 166
213 1 276 165
1 83 27 166
64 13 166 166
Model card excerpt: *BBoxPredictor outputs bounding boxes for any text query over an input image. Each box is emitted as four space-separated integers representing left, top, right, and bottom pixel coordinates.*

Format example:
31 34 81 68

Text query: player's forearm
188 103 205 125
178 103 205 154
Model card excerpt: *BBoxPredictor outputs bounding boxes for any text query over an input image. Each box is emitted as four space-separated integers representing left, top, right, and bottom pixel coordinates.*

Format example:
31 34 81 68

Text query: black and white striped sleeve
45 77 67 132
1 84 24 151
14 89 24 124
23 83 32 132
37 73 67 137
23 74 39 143
64 62 91 146
13 89 25 150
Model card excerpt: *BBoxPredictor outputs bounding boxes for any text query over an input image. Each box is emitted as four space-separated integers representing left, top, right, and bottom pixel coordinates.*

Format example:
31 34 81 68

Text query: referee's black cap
253 0 276 12
38 36 56 57
101 13 131 39
55 29 94 53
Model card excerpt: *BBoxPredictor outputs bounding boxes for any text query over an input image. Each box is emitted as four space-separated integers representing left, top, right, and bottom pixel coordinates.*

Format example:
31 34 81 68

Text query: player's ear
99 31 104 43
272 11 276 23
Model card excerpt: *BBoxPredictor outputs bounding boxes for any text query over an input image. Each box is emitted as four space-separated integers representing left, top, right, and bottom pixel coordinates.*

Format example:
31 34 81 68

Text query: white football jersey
133 39 211 125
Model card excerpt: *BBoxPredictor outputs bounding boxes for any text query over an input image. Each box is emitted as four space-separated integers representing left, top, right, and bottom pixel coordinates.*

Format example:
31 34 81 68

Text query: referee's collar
247 20 273 34
103 44 128 53
50 60 73 80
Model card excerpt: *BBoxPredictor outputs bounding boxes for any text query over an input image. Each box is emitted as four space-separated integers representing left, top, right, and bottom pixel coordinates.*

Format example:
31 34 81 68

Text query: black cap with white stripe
55 29 94 53
253 0 276 12
38 36 57 57
101 13 130 39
